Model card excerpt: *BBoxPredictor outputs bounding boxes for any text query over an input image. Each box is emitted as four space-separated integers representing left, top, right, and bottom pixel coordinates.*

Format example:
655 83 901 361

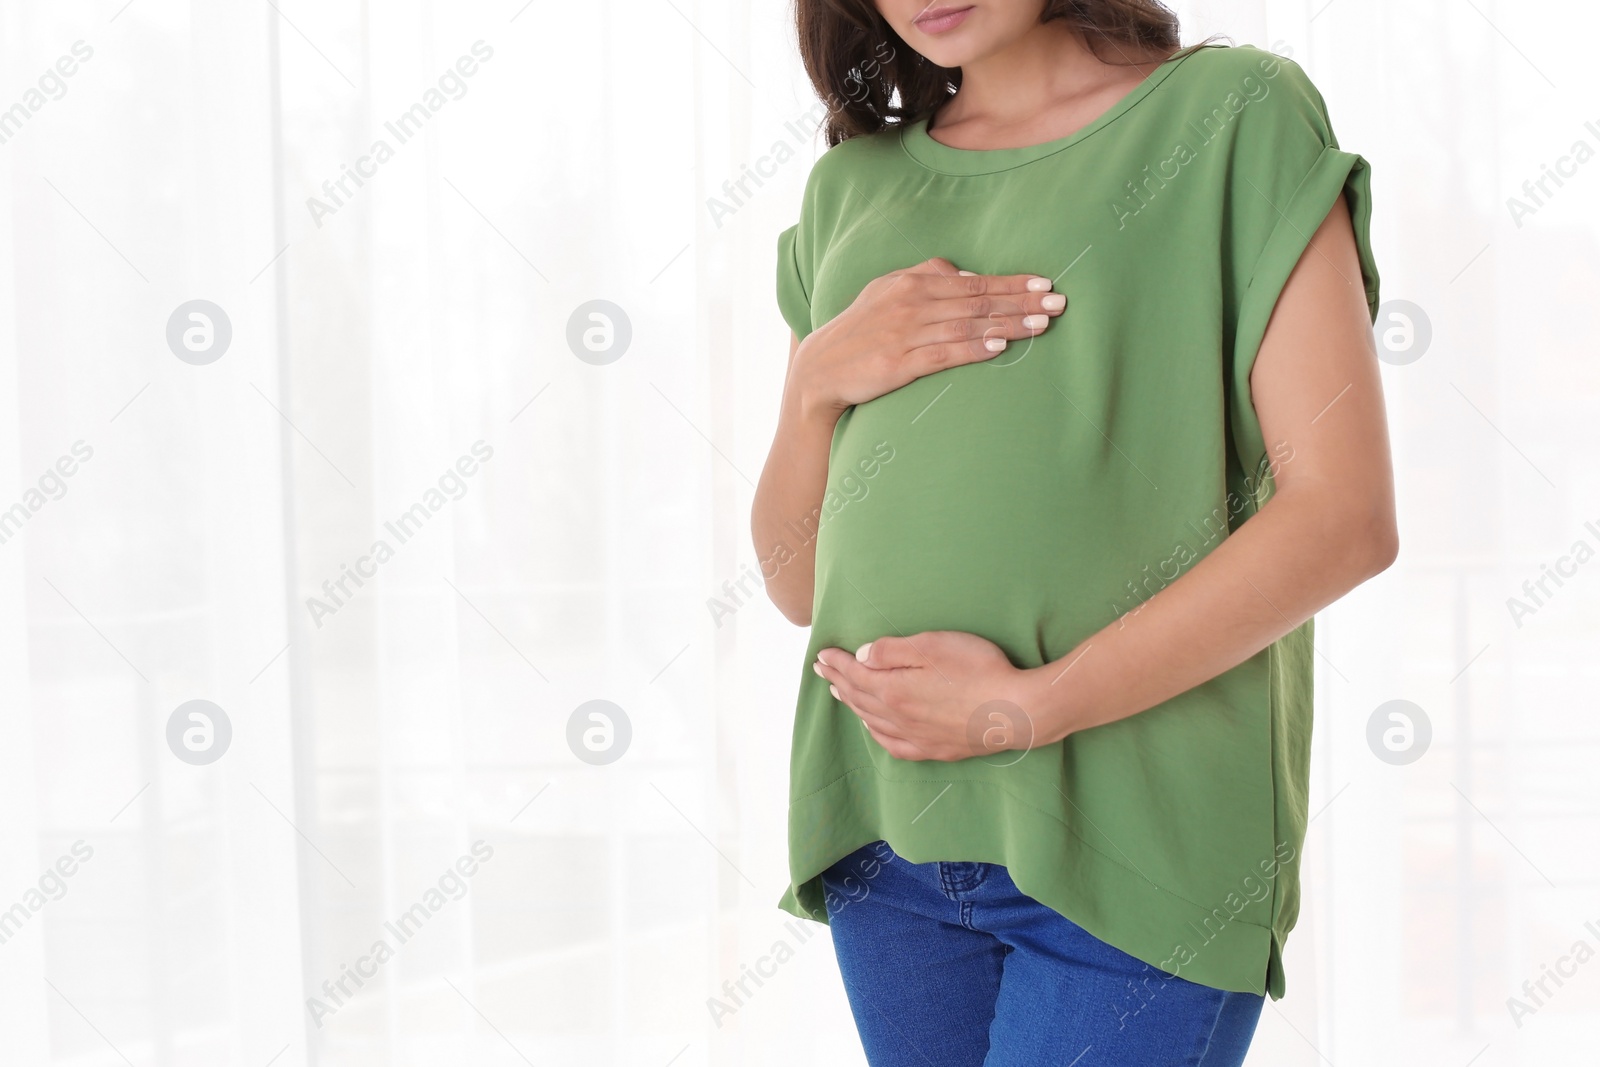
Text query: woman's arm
750 330 840 625
815 196 1398 759
1024 192 1397 738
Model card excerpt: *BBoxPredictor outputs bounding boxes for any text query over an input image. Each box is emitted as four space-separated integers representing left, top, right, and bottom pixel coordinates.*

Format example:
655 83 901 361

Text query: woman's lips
913 5 975 35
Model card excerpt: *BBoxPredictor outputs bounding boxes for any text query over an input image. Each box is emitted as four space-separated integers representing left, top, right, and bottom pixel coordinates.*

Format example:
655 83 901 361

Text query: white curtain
0 0 1594 1063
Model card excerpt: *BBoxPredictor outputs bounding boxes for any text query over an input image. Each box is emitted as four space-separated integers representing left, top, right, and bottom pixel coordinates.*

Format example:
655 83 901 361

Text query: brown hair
795 0 1193 146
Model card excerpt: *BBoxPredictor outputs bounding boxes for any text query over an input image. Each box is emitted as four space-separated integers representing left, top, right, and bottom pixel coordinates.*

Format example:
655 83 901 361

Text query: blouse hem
777 767 1283 998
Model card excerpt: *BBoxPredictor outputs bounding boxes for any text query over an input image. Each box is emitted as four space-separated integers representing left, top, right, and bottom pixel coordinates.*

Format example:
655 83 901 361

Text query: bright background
1 0 1597 1064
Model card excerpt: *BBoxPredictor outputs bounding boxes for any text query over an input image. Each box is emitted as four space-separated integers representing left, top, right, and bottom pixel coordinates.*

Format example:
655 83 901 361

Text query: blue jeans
820 840 1264 1067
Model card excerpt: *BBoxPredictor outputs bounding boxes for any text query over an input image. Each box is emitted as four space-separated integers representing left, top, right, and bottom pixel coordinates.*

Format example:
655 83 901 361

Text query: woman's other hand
790 257 1066 418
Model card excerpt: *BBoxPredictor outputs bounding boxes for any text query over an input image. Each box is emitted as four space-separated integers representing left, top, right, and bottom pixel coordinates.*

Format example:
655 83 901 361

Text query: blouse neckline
899 45 1209 176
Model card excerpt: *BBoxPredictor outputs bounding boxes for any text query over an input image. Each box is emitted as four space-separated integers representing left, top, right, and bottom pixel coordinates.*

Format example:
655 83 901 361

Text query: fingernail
1040 293 1066 311
855 642 873 662
985 338 1007 352
1023 315 1047 330
812 661 825 677
1026 276 1052 291
958 270 977 276
829 685 841 700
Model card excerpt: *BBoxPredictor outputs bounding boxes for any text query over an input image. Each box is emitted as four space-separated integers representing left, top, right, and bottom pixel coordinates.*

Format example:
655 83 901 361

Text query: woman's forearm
1025 482 1398 743
751 357 840 626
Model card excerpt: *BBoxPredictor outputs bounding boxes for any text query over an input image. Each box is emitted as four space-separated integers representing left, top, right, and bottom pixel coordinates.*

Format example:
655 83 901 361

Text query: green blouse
772 44 1379 998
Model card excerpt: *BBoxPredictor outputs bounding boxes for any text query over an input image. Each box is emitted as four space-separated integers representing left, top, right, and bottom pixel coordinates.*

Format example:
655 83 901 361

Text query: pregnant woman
752 2 1396 1064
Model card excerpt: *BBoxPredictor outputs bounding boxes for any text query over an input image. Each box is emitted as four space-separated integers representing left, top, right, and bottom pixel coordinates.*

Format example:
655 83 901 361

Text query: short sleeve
775 221 814 341
1227 51 1381 499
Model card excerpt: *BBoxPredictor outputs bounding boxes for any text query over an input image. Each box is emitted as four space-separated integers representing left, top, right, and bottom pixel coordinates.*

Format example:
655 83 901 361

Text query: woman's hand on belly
813 630 1052 762
792 257 1065 417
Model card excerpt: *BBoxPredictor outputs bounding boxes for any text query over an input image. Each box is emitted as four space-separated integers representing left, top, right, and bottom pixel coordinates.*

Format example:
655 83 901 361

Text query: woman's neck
929 24 1169 148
